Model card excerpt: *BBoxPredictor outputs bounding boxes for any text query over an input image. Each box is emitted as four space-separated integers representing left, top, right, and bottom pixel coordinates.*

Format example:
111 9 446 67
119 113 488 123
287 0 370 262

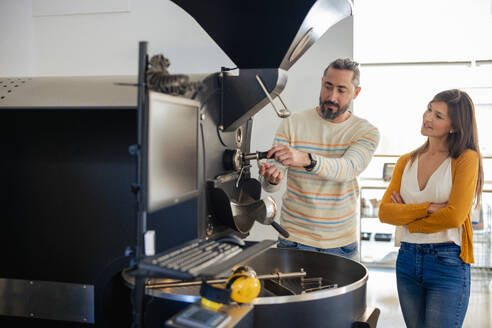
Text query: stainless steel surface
248 248 367 305
289 28 314 63
242 153 258 161
138 248 368 301
229 199 263 234
0 278 94 323
142 248 370 327
0 76 137 108
255 74 291 118
279 0 353 70
253 196 277 225
230 197 278 234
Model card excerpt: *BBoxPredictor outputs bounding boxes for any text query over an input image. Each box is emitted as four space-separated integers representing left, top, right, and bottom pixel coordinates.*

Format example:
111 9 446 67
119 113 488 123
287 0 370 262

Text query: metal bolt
206 222 214 236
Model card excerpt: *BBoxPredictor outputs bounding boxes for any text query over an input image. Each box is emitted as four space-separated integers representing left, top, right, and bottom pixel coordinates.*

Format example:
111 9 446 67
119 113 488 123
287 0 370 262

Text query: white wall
354 0 492 63
0 0 235 76
0 0 34 76
248 17 354 241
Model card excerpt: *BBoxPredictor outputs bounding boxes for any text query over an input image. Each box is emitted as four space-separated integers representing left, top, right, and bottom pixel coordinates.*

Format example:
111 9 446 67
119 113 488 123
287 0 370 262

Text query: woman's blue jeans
396 242 470 328
277 238 359 260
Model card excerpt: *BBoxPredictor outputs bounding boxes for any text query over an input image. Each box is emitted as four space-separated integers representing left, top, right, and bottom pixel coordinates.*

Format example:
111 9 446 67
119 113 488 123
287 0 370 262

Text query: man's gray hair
323 58 360 88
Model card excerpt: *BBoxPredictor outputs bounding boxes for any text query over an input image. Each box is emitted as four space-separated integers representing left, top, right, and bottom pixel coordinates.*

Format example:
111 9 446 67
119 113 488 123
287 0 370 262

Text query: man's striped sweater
263 108 380 249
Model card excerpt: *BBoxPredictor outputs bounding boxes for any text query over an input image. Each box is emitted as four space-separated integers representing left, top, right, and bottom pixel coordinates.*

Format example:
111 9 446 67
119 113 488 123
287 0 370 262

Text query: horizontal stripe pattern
271 108 379 249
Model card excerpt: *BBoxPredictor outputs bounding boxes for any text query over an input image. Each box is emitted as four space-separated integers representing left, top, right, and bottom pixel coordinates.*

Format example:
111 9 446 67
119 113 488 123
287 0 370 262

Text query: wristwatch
304 153 317 171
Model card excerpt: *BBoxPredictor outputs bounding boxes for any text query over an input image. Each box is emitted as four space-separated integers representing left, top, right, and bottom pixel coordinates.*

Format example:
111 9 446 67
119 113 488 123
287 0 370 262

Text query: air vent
0 78 30 102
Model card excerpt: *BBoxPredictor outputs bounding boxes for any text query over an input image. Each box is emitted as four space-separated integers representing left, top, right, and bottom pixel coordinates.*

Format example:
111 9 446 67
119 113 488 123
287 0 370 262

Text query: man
259 58 380 260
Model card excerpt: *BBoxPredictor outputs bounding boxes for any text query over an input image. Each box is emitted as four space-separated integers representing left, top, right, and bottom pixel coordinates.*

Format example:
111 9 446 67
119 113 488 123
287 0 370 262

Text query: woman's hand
390 191 405 204
427 202 447 214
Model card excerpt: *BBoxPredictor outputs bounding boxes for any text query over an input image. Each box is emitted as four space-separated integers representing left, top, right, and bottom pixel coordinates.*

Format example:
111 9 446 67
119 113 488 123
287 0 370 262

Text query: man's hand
259 162 283 185
427 202 447 214
267 145 310 167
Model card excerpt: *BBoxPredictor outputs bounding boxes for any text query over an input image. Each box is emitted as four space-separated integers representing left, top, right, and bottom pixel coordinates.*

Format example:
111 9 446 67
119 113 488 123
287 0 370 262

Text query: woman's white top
395 156 462 246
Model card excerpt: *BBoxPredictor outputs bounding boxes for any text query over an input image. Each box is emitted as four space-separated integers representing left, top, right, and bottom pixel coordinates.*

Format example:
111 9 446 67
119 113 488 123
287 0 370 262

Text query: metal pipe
146 271 307 289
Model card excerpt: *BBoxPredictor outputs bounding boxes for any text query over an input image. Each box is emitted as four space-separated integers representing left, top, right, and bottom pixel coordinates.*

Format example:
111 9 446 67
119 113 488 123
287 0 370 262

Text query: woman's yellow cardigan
378 149 479 263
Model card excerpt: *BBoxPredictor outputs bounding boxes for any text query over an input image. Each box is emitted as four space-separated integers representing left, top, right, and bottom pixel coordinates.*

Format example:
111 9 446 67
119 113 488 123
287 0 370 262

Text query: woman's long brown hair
410 89 483 207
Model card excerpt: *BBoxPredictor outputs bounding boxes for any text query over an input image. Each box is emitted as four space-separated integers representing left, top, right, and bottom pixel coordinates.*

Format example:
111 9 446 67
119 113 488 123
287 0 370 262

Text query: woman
378 89 483 328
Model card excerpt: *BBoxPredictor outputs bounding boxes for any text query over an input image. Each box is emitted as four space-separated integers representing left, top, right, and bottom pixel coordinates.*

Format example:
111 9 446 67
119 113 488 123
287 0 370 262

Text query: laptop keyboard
138 238 275 280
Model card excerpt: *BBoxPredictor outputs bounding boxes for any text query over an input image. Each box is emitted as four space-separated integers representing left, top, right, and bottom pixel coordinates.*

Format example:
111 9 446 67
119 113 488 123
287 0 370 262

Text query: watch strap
304 153 317 171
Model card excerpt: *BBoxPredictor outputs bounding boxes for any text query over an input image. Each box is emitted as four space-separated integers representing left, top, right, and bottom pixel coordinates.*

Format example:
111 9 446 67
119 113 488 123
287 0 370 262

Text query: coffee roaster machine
0 0 379 327
126 1 380 328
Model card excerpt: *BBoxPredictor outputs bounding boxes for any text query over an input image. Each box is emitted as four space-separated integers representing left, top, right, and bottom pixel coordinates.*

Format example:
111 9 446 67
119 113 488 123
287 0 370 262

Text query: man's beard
319 97 350 120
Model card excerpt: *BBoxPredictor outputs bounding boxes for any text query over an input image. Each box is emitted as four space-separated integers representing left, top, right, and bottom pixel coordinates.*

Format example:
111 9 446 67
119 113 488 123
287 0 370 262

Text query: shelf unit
359 185 397 268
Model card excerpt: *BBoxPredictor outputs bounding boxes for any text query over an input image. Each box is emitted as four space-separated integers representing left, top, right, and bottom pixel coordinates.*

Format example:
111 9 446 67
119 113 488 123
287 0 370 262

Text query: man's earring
449 130 454 134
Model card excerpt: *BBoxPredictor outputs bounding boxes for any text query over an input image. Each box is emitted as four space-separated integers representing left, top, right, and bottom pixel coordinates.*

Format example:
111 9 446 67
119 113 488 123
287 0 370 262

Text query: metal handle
255 74 291 118
243 151 269 161
271 221 289 238
353 307 380 328
257 151 269 160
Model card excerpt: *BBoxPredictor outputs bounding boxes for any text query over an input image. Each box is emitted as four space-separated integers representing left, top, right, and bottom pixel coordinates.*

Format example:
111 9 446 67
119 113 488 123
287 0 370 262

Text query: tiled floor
367 267 492 328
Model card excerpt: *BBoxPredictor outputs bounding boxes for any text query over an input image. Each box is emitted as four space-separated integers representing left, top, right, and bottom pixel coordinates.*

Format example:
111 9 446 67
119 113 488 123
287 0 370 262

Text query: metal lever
236 164 251 188
255 74 291 118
